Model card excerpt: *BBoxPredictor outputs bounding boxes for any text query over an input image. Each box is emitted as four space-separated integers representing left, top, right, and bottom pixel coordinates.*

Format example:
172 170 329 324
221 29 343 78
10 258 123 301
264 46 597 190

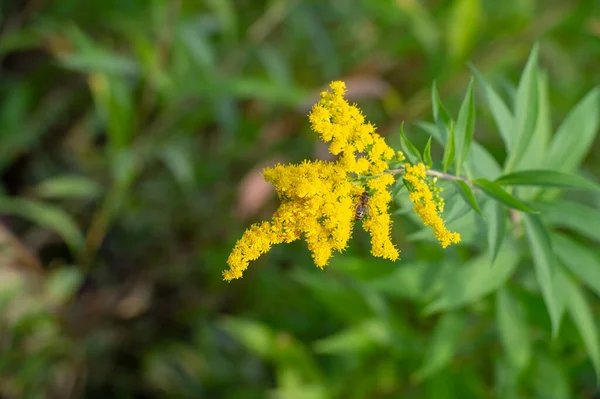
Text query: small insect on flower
355 191 370 220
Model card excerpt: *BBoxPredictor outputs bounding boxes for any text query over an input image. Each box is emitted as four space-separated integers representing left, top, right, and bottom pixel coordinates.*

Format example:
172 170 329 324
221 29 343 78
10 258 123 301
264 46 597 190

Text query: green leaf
505 44 539 172
565 277 600 383
0 197 84 254
487 200 506 264
446 0 481 63
536 200 600 242
497 288 531 372
313 319 391 354
31 175 102 200
473 178 537 213
470 65 513 151
453 181 481 215
515 70 552 172
432 81 452 128
547 87 600 173
399 122 423 164
413 312 464 382
425 246 520 313
455 77 476 175
423 136 433 168
495 170 600 192
523 214 563 337
442 121 456 173
553 233 600 298
220 317 276 358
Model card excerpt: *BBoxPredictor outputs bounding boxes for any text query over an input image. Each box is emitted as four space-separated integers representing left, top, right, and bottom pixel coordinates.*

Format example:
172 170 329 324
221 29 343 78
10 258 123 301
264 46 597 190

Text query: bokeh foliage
1 0 600 398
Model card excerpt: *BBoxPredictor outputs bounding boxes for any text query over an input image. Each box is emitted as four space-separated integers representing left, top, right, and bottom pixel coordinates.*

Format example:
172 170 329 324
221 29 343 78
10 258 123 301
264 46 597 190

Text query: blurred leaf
453 181 481 216
505 44 539 172
470 65 513 151
221 317 275 359
553 233 600 298
446 0 481 63
546 87 600 173
46 267 84 304
368 261 438 301
487 200 506 264
523 214 563 337
455 77 476 175
423 136 433 168
413 312 464 382
432 81 452 131
536 200 600 242
497 288 531 372
400 123 423 163
564 276 600 382
425 245 520 313
473 178 537 213
313 319 391 355
205 0 238 39
442 121 456 173
0 197 84 254
495 170 600 192
31 175 102 200
533 354 570 399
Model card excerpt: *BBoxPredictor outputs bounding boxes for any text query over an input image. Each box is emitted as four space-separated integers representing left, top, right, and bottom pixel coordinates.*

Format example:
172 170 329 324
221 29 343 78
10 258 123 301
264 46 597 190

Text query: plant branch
387 168 472 184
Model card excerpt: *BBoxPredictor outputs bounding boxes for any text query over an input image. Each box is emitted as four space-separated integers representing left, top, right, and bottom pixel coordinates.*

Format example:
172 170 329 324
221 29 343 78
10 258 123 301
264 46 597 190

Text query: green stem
387 168 472 185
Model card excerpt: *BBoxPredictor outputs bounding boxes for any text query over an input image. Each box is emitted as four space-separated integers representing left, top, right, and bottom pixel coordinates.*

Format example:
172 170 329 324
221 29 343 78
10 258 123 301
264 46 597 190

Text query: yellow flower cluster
403 163 461 248
224 81 400 281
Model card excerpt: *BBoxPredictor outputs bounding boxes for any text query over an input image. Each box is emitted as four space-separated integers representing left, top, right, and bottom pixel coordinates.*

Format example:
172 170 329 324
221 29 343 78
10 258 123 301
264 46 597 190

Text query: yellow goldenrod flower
403 163 461 248
224 81 459 281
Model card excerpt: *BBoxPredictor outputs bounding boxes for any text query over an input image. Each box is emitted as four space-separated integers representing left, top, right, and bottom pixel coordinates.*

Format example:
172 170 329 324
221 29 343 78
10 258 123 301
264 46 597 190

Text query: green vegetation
1 1 600 398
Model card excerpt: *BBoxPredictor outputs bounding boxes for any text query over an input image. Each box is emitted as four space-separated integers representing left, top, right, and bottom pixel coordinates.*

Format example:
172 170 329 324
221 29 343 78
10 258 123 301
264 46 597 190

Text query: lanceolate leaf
423 136 433 168
453 181 481 216
432 81 452 128
497 288 531 372
523 213 563 338
495 170 600 192
553 233 600 298
442 121 456 173
413 312 464 382
487 200 506 264
0 197 84 254
505 45 539 172
565 277 600 383
400 123 423 164
535 200 600 242
473 178 537 213
470 64 514 151
455 77 476 175
547 87 600 174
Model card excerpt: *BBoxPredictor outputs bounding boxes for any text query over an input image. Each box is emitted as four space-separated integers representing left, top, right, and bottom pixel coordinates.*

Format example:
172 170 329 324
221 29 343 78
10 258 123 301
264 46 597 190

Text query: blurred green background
1 0 600 398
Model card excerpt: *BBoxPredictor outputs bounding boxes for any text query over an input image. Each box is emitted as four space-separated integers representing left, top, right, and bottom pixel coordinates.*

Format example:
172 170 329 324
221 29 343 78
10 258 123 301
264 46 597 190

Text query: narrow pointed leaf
400 123 423 164
413 312 464 382
470 64 513 151
547 87 600 173
455 77 476 174
442 121 456 173
535 200 600 242
0 197 84 254
565 277 600 383
487 200 506 264
506 45 539 172
497 288 531 372
523 213 563 338
553 233 600 298
453 181 481 215
423 136 433 168
432 81 452 128
495 170 600 191
473 178 537 213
